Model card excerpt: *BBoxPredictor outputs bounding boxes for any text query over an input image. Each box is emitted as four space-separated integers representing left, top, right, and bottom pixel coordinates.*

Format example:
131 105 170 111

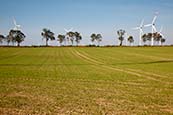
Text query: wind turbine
132 19 144 46
13 17 21 30
144 12 158 46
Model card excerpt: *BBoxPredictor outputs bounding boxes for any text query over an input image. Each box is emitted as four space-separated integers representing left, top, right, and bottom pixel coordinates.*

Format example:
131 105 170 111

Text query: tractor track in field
83 49 172 78
78 49 171 79
71 48 172 84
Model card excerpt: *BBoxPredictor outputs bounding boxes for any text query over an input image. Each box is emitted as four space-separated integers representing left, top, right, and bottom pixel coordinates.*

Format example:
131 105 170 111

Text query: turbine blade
153 25 157 32
144 24 152 27
17 25 21 29
13 18 17 25
159 27 164 38
152 16 157 24
132 27 140 30
64 28 68 32
69 28 73 31
159 26 163 33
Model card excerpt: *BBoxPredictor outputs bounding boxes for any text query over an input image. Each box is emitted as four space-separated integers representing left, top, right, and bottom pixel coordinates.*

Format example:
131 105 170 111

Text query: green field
0 47 173 114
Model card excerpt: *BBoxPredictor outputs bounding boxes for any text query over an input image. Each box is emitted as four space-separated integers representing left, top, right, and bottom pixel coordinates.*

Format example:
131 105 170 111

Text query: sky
0 0 173 46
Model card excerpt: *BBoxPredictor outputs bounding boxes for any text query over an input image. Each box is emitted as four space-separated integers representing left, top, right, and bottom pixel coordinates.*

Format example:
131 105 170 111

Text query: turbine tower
125 32 129 46
144 12 158 46
13 17 21 30
132 19 144 46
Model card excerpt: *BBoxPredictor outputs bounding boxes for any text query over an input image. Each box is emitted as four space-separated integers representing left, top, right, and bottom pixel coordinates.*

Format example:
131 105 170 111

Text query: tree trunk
98 41 100 46
119 41 122 46
71 40 73 46
17 42 20 47
64 39 66 46
46 39 48 46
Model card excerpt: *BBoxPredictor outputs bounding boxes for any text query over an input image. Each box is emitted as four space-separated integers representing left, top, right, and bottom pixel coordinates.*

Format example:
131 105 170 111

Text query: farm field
0 47 173 114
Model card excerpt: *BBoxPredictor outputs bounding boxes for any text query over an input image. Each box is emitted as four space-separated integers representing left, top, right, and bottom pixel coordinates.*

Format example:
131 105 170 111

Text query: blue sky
0 0 173 45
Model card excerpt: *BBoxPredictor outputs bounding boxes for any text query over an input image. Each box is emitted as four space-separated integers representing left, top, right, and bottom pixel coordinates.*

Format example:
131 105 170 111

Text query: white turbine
13 18 21 30
144 12 158 46
132 19 144 46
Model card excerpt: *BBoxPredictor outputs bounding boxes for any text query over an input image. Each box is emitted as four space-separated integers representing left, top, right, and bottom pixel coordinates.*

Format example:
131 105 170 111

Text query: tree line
0 29 25 46
42 28 83 46
0 28 166 46
117 29 165 46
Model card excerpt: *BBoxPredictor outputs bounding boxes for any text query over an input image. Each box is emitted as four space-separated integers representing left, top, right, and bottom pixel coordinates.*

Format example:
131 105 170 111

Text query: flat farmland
0 47 173 114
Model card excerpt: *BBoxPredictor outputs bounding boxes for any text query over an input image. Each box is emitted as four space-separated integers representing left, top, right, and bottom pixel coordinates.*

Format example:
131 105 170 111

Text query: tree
142 34 148 45
161 38 166 46
13 31 25 46
74 32 82 46
153 32 162 45
142 33 153 45
41 28 55 46
127 36 134 46
147 33 152 42
5 35 13 45
142 32 163 46
90 33 102 46
57 34 65 46
96 34 102 46
67 31 75 45
6 30 25 46
91 33 97 45
0 35 5 44
117 29 125 46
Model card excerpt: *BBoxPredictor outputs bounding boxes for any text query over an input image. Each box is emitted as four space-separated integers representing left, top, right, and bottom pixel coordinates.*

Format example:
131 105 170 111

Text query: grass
0 47 173 114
